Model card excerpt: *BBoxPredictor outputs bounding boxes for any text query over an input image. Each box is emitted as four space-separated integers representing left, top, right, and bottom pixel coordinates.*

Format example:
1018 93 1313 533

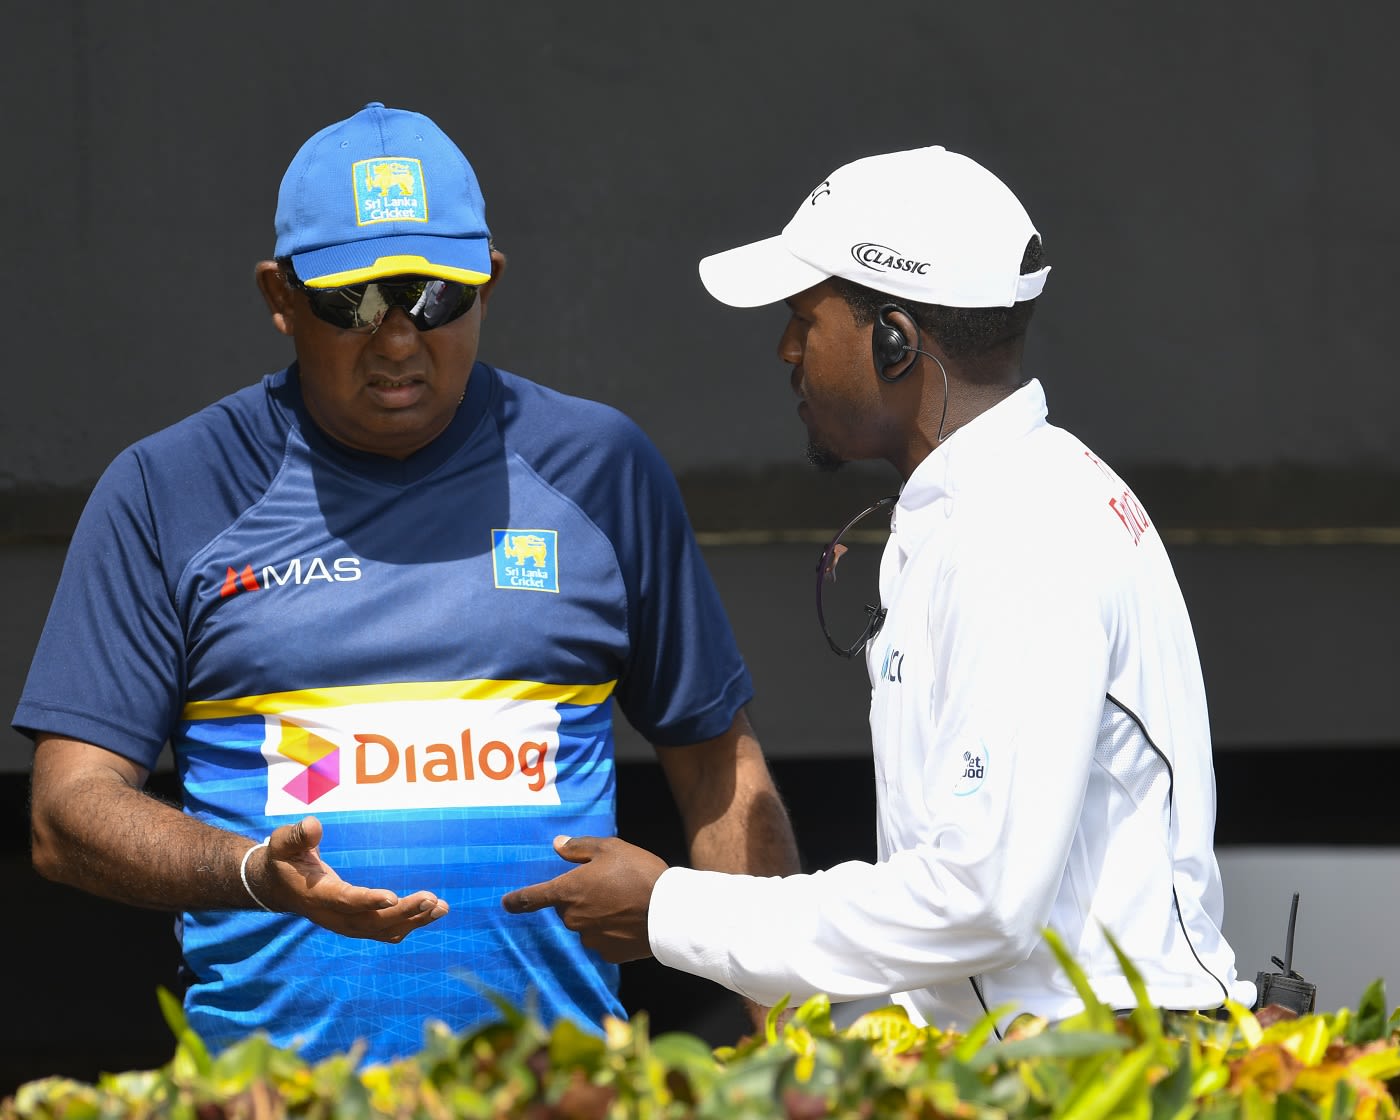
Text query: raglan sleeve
12 447 187 770
606 422 753 747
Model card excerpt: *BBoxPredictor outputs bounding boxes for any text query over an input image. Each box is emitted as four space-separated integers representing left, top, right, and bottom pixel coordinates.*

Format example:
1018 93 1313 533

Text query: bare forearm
31 743 258 911
686 767 800 878
33 737 449 940
659 711 801 879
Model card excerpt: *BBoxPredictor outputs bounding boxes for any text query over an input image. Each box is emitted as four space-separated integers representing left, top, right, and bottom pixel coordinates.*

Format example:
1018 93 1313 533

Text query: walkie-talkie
1253 892 1317 1015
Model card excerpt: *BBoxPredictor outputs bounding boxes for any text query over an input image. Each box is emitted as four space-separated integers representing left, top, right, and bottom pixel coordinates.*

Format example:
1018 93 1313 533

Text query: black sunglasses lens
302 285 370 330
302 279 478 331
409 279 478 329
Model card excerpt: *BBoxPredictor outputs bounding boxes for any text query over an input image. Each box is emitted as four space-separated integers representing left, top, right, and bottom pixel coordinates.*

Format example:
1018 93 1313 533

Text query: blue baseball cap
273 102 491 288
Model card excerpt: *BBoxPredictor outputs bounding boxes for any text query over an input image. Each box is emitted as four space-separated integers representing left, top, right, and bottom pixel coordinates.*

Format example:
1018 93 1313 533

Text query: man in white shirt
504 145 1254 1030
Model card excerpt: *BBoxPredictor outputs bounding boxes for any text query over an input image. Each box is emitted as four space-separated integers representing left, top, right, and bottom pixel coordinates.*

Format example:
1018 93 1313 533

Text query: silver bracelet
239 838 273 912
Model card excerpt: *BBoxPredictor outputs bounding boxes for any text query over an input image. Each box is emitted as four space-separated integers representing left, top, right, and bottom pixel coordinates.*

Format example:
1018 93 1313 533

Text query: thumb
275 814 323 857
552 834 593 864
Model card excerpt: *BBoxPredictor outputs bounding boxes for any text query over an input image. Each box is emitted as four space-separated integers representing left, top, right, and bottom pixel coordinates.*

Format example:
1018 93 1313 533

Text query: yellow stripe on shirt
181 677 618 721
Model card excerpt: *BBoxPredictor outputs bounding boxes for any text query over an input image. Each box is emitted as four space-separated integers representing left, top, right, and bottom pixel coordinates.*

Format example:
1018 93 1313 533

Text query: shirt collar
889 377 1048 555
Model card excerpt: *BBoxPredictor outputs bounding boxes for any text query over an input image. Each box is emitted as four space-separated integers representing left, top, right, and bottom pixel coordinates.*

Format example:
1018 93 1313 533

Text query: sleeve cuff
649 865 756 994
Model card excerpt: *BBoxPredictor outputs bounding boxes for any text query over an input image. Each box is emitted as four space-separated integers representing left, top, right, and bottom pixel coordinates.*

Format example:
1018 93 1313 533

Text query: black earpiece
871 302 955 444
873 304 915 382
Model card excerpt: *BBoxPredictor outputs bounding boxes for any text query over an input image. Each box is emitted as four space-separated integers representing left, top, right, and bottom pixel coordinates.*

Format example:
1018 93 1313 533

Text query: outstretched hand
256 816 449 942
501 835 668 963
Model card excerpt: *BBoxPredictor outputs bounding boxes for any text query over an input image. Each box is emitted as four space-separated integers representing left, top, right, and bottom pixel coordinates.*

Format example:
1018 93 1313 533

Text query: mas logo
354 157 428 225
218 556 361 598
262 699 561 814
492 528 559 593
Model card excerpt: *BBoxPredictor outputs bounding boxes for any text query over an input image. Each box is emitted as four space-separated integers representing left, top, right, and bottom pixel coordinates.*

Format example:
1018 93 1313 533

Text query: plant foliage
8 936 1400 1120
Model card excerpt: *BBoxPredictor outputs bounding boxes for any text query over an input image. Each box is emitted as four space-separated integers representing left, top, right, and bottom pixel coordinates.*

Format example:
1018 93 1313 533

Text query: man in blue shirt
14 101 798 1067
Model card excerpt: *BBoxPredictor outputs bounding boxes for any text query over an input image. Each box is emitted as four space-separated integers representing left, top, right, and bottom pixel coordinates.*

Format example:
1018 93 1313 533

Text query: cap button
364 101 385 109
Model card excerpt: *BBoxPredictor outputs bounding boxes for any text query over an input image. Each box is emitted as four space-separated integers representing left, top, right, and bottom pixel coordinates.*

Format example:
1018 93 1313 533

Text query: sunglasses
282 264 480 333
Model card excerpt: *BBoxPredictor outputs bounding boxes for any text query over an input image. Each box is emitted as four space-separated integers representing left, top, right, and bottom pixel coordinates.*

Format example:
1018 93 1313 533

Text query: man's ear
254 260 295 337
477 247 508 321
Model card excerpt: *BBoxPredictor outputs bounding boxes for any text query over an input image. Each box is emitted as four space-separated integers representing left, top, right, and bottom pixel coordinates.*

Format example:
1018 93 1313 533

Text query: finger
362 894 449 938
400 890 449 919
501 872 569 914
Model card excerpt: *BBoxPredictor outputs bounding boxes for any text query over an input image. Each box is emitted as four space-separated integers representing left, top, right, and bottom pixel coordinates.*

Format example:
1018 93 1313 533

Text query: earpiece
871 303 955 444
873 304 914 381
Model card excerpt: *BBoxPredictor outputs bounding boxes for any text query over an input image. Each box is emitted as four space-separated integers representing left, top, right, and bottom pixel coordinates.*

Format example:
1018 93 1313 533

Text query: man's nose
777 319 801 365
369 308 421 355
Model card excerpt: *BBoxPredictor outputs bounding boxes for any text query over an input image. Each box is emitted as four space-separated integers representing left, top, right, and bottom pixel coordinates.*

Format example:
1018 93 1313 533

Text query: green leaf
1344 978 1388 1044
1275 1093 1322 1120
965 1029 1129 1071
650 1031 720 1075
1055 1044 1156 1120
548 1016 607 1067
952 1001 1018 1062
791 992 833 1034
155 985 188 1041
1044 927 1115 1033
1149 1040 1195 1120
162 985 212 1081
764 993 792 1044
1240 1080 1274 1120
1328 1077 1358 1120
1103 926 1162 1046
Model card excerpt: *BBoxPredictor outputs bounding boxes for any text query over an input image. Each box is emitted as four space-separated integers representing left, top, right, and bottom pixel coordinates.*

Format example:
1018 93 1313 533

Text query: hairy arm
31 734 448 940
656 707 800 886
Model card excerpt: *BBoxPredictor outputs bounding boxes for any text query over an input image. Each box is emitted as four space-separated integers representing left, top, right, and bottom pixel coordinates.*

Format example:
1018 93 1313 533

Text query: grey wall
6 1 1398 751
5 2 1399 491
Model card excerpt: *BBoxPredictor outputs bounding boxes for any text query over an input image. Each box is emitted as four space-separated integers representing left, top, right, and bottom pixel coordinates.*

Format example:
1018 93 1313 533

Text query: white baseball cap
699 145 1049 309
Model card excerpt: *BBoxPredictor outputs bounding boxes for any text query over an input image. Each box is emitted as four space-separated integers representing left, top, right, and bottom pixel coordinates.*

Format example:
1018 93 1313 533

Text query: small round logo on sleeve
953 746 988 797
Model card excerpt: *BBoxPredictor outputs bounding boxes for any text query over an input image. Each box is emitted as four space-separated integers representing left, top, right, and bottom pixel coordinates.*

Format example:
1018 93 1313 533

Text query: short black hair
832 235 1045 369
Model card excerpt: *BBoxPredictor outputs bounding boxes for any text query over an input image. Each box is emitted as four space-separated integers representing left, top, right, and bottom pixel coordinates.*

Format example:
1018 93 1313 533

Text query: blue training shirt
14 362 753 1066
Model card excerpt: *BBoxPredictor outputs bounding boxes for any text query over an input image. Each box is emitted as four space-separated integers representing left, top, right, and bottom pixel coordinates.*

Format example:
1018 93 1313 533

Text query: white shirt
649 380 1254 1028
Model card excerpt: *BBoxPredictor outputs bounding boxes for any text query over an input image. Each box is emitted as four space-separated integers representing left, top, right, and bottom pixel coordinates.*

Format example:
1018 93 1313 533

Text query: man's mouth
368 375 421 389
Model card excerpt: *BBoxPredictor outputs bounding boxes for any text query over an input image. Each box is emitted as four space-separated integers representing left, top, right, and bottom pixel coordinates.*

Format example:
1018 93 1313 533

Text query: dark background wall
2 0 1398 1097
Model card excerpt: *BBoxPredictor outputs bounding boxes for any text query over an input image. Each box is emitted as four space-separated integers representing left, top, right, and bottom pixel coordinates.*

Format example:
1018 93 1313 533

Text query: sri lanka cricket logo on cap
354 157 428 225
492 529 559 593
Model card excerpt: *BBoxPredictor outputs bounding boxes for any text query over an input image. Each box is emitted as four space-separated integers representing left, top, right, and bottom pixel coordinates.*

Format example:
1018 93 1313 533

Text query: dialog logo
492 528 559 593
262 698 561 814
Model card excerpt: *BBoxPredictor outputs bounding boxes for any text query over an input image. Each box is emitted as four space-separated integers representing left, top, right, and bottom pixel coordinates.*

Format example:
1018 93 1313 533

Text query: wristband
239 838 273 912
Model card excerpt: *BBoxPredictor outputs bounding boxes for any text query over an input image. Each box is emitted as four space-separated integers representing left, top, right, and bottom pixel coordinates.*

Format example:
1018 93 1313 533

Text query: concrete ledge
5 463 1400 545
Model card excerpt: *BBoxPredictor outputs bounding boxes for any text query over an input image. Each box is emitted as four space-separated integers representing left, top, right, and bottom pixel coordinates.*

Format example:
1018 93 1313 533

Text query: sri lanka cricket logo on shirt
492 529 559 593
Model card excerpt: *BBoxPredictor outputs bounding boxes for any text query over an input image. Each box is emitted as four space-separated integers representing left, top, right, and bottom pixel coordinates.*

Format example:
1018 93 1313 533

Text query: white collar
889 378 1048 556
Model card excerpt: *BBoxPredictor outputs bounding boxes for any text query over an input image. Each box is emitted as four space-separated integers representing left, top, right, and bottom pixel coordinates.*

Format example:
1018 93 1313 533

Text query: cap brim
293 233 492 288
698 235 831 308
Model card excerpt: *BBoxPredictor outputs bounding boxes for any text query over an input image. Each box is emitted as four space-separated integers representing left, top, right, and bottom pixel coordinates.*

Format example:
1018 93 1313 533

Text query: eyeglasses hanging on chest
815 495 897 658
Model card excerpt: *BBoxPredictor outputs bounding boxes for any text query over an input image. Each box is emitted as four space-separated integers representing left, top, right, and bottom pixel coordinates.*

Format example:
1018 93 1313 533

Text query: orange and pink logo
263 701 562 814
276 721 341 805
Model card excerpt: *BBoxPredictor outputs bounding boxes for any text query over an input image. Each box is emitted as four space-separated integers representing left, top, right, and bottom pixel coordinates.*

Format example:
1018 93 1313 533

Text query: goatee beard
805 440 845 473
